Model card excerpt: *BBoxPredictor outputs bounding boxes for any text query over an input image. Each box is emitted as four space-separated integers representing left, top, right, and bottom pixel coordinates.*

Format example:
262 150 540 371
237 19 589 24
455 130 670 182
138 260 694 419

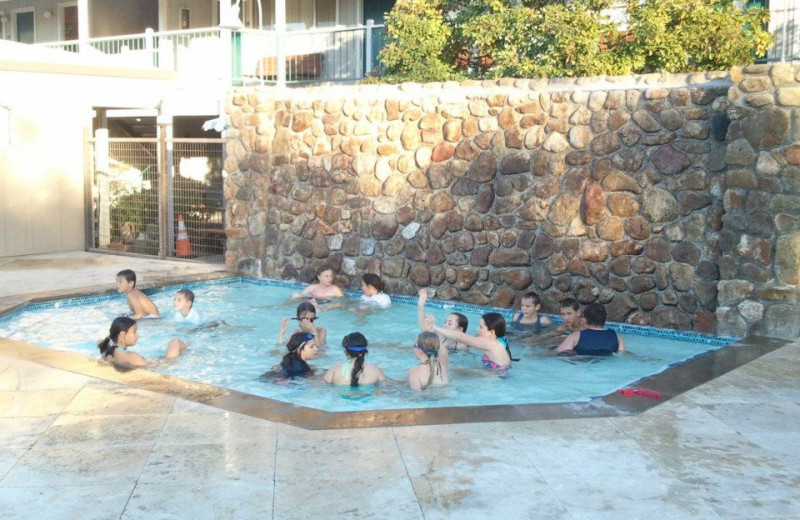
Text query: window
14 10 35 44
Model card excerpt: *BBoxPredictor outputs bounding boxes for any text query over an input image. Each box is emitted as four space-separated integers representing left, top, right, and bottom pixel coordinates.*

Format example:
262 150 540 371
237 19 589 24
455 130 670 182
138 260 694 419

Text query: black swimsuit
513 314 543 334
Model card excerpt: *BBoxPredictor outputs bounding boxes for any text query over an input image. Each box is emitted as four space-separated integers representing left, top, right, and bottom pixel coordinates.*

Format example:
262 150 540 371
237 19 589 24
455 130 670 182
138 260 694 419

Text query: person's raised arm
424 315 494 353
277 317 290 345
417 289 428 330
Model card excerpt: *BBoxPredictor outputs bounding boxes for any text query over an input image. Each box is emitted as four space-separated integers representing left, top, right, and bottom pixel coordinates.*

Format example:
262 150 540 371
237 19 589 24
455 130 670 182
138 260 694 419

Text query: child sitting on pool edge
278 301 327 346
323 332 386 387
98 316 185 367
555 302 625 356
408 331 449 391
512 291 551 334
116 269 159 320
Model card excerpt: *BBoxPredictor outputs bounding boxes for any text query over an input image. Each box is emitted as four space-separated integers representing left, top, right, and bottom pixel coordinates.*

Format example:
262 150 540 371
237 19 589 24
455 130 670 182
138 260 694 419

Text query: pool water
0 279 736 412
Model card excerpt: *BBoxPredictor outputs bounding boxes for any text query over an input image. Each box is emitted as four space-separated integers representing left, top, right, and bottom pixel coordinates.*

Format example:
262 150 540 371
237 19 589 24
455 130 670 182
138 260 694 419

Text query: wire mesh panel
171 139 226 262
88 137 226 263
90 138 161 256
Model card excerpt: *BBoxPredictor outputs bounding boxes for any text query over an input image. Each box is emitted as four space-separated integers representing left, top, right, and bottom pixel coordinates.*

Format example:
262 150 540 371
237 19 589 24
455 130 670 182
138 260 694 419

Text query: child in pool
290 264 344 303
417 289 469 352
277 302 327 347
512 292 551 333
556 298 585 335
555 303 625 356
408 331 449 391
323 332 386 387
358 273 391 310
116 269 159 320
272 331 320 378
424 312 516 370
97 316 185 367
172 289 204 325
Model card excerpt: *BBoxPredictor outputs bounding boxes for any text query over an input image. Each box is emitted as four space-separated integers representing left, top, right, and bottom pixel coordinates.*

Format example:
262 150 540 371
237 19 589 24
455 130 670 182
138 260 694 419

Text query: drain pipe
0 103 10 145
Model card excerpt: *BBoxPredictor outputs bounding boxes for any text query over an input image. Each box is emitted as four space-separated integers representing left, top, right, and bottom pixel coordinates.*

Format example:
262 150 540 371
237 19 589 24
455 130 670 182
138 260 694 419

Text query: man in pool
555 302 625 356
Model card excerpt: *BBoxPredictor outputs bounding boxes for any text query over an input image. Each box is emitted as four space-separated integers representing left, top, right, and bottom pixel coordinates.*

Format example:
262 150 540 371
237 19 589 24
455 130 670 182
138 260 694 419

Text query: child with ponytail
408 331 449 391
98 316 186 367
323 332 386 387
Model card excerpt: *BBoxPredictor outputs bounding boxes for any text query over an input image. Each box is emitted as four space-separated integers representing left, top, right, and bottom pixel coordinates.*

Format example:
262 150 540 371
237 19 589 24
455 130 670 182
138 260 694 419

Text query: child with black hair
408 331 449 391
172 289 203 325
512 291 551 333
417 289 470 352
98 316 185 367
277 301 327 346
323 332 386 387
272 331 319 378
359 273 391 309
424 311 516 370
556 297 585 335
115 269 159 320
555 302 625 356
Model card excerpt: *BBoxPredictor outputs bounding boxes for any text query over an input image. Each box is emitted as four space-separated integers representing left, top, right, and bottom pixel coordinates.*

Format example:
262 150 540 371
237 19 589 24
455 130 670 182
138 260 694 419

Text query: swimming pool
0 278 738 413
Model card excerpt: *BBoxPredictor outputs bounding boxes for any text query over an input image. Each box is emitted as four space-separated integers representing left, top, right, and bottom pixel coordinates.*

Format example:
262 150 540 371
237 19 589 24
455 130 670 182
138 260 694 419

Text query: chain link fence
88 136 226 263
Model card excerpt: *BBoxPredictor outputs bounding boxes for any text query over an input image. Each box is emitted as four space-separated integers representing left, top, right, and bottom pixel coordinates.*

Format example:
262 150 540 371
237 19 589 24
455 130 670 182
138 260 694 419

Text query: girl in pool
323 332 386 387
97 316 186 367
277 302 328 347
408 331 449 391
424 312 516 370
358 273 391 310
417 289 469 352
273 331 320 378
290 264 344 303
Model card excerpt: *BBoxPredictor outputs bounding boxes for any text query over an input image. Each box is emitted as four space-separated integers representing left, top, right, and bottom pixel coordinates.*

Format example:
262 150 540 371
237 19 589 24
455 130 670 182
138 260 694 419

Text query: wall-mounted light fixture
43 9 53 19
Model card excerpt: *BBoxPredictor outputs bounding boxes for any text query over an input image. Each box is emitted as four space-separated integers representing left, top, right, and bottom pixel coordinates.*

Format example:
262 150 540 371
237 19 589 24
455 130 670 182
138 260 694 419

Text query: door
14 10 35 44
60 3 79 41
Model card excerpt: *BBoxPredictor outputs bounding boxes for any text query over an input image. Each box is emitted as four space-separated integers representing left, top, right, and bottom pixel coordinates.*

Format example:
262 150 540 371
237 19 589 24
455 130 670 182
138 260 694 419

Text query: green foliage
627 0 773 72
375 0 774 81
377 0 456 82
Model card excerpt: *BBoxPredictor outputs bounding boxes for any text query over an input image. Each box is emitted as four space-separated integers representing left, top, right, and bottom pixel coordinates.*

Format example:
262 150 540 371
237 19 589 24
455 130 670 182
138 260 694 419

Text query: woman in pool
273 331 319 377
417 289 469 352
97 316 185 367
408 331 449 391
277 301 327 347
323 332 386 387
424 312 516 370
290 264 344 303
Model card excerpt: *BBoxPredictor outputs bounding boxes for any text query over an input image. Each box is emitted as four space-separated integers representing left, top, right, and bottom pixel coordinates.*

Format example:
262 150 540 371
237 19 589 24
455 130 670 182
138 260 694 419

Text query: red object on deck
176 215 191 258
617 388 662 400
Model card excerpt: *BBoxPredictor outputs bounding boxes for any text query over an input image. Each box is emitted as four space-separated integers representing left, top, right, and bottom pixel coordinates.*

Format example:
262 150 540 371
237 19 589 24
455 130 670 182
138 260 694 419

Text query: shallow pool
0 278 736 412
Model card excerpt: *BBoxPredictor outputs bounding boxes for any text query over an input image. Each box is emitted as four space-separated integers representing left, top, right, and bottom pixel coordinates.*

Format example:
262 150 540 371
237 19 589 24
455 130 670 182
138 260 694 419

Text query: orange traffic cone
176 214 191 257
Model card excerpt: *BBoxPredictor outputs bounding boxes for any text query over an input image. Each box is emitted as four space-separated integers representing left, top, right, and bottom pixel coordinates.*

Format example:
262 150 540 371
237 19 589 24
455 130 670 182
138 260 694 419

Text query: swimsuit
360 293 391 309
513 314 544 333
574 329 619 356
277 356 311 377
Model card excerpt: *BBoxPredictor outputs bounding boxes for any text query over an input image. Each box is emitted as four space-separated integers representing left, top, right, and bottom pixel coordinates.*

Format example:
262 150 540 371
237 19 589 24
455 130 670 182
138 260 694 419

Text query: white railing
767 2 799 62
38 23 386 85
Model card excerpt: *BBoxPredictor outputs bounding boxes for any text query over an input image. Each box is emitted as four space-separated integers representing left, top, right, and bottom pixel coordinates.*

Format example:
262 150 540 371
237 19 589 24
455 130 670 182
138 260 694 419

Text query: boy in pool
511 292 551 334
116 269 159 320
173 289 203 325
556 298 585 335
555 302 625 356
278 301 327 347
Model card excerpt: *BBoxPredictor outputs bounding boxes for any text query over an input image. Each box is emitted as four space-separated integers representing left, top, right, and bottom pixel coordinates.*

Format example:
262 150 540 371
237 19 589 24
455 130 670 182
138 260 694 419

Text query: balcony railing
39 23 386 85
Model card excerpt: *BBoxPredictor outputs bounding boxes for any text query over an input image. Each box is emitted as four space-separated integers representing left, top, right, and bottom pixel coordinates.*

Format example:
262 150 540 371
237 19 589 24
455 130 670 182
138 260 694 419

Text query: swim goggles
414 343 438 356
293 316 317 322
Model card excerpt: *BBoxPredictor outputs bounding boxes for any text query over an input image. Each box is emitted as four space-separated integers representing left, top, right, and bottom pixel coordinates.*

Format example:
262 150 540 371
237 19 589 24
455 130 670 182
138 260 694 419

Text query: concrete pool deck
1 253 799 519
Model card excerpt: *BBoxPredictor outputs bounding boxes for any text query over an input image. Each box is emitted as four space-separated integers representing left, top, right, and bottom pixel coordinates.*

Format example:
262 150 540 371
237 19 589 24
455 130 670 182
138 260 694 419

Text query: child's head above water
174 289 195 315
582 302 607 327
115 269 137 293
444 312 469 333
342 332 368 356
97 316 137 356
361 273 384 295
414 331 440 358
520 291 542 316
480 312 506 339
286 331 319 360
315 264 334 285
559 297 581 326
295 301 316 321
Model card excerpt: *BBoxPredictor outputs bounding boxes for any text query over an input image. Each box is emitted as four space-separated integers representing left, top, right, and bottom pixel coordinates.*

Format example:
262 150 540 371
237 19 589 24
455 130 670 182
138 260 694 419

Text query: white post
219 1 244 87
95 128 110 248
365 19 374 76
145 28 156 68
78 0 89 52
276 0 286 87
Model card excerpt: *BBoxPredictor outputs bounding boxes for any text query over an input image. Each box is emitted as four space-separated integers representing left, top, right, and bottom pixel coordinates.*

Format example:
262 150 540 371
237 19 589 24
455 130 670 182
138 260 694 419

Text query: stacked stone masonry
223 64 800 339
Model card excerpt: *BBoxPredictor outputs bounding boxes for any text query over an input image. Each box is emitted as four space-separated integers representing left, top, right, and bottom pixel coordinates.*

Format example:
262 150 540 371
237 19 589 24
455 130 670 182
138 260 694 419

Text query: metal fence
88 136 226 263
767 2 799 62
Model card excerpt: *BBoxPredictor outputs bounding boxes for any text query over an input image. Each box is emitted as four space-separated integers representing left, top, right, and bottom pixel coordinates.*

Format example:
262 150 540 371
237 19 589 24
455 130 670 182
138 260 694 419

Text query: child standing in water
116 269 159 320
425 312 515 370
272 331 320 378
556 298 585 335
172 289 204 325
97 316 185 367
358 273 391 309
555 303 625 356
512 292 551 333
408 331 449 391
323 332 386 387
417 289 470 352
290 265 344 303
277 301 327 347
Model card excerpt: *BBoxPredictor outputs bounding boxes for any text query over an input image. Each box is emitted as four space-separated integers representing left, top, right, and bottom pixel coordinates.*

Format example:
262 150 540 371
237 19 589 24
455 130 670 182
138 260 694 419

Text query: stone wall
223 64 800 339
